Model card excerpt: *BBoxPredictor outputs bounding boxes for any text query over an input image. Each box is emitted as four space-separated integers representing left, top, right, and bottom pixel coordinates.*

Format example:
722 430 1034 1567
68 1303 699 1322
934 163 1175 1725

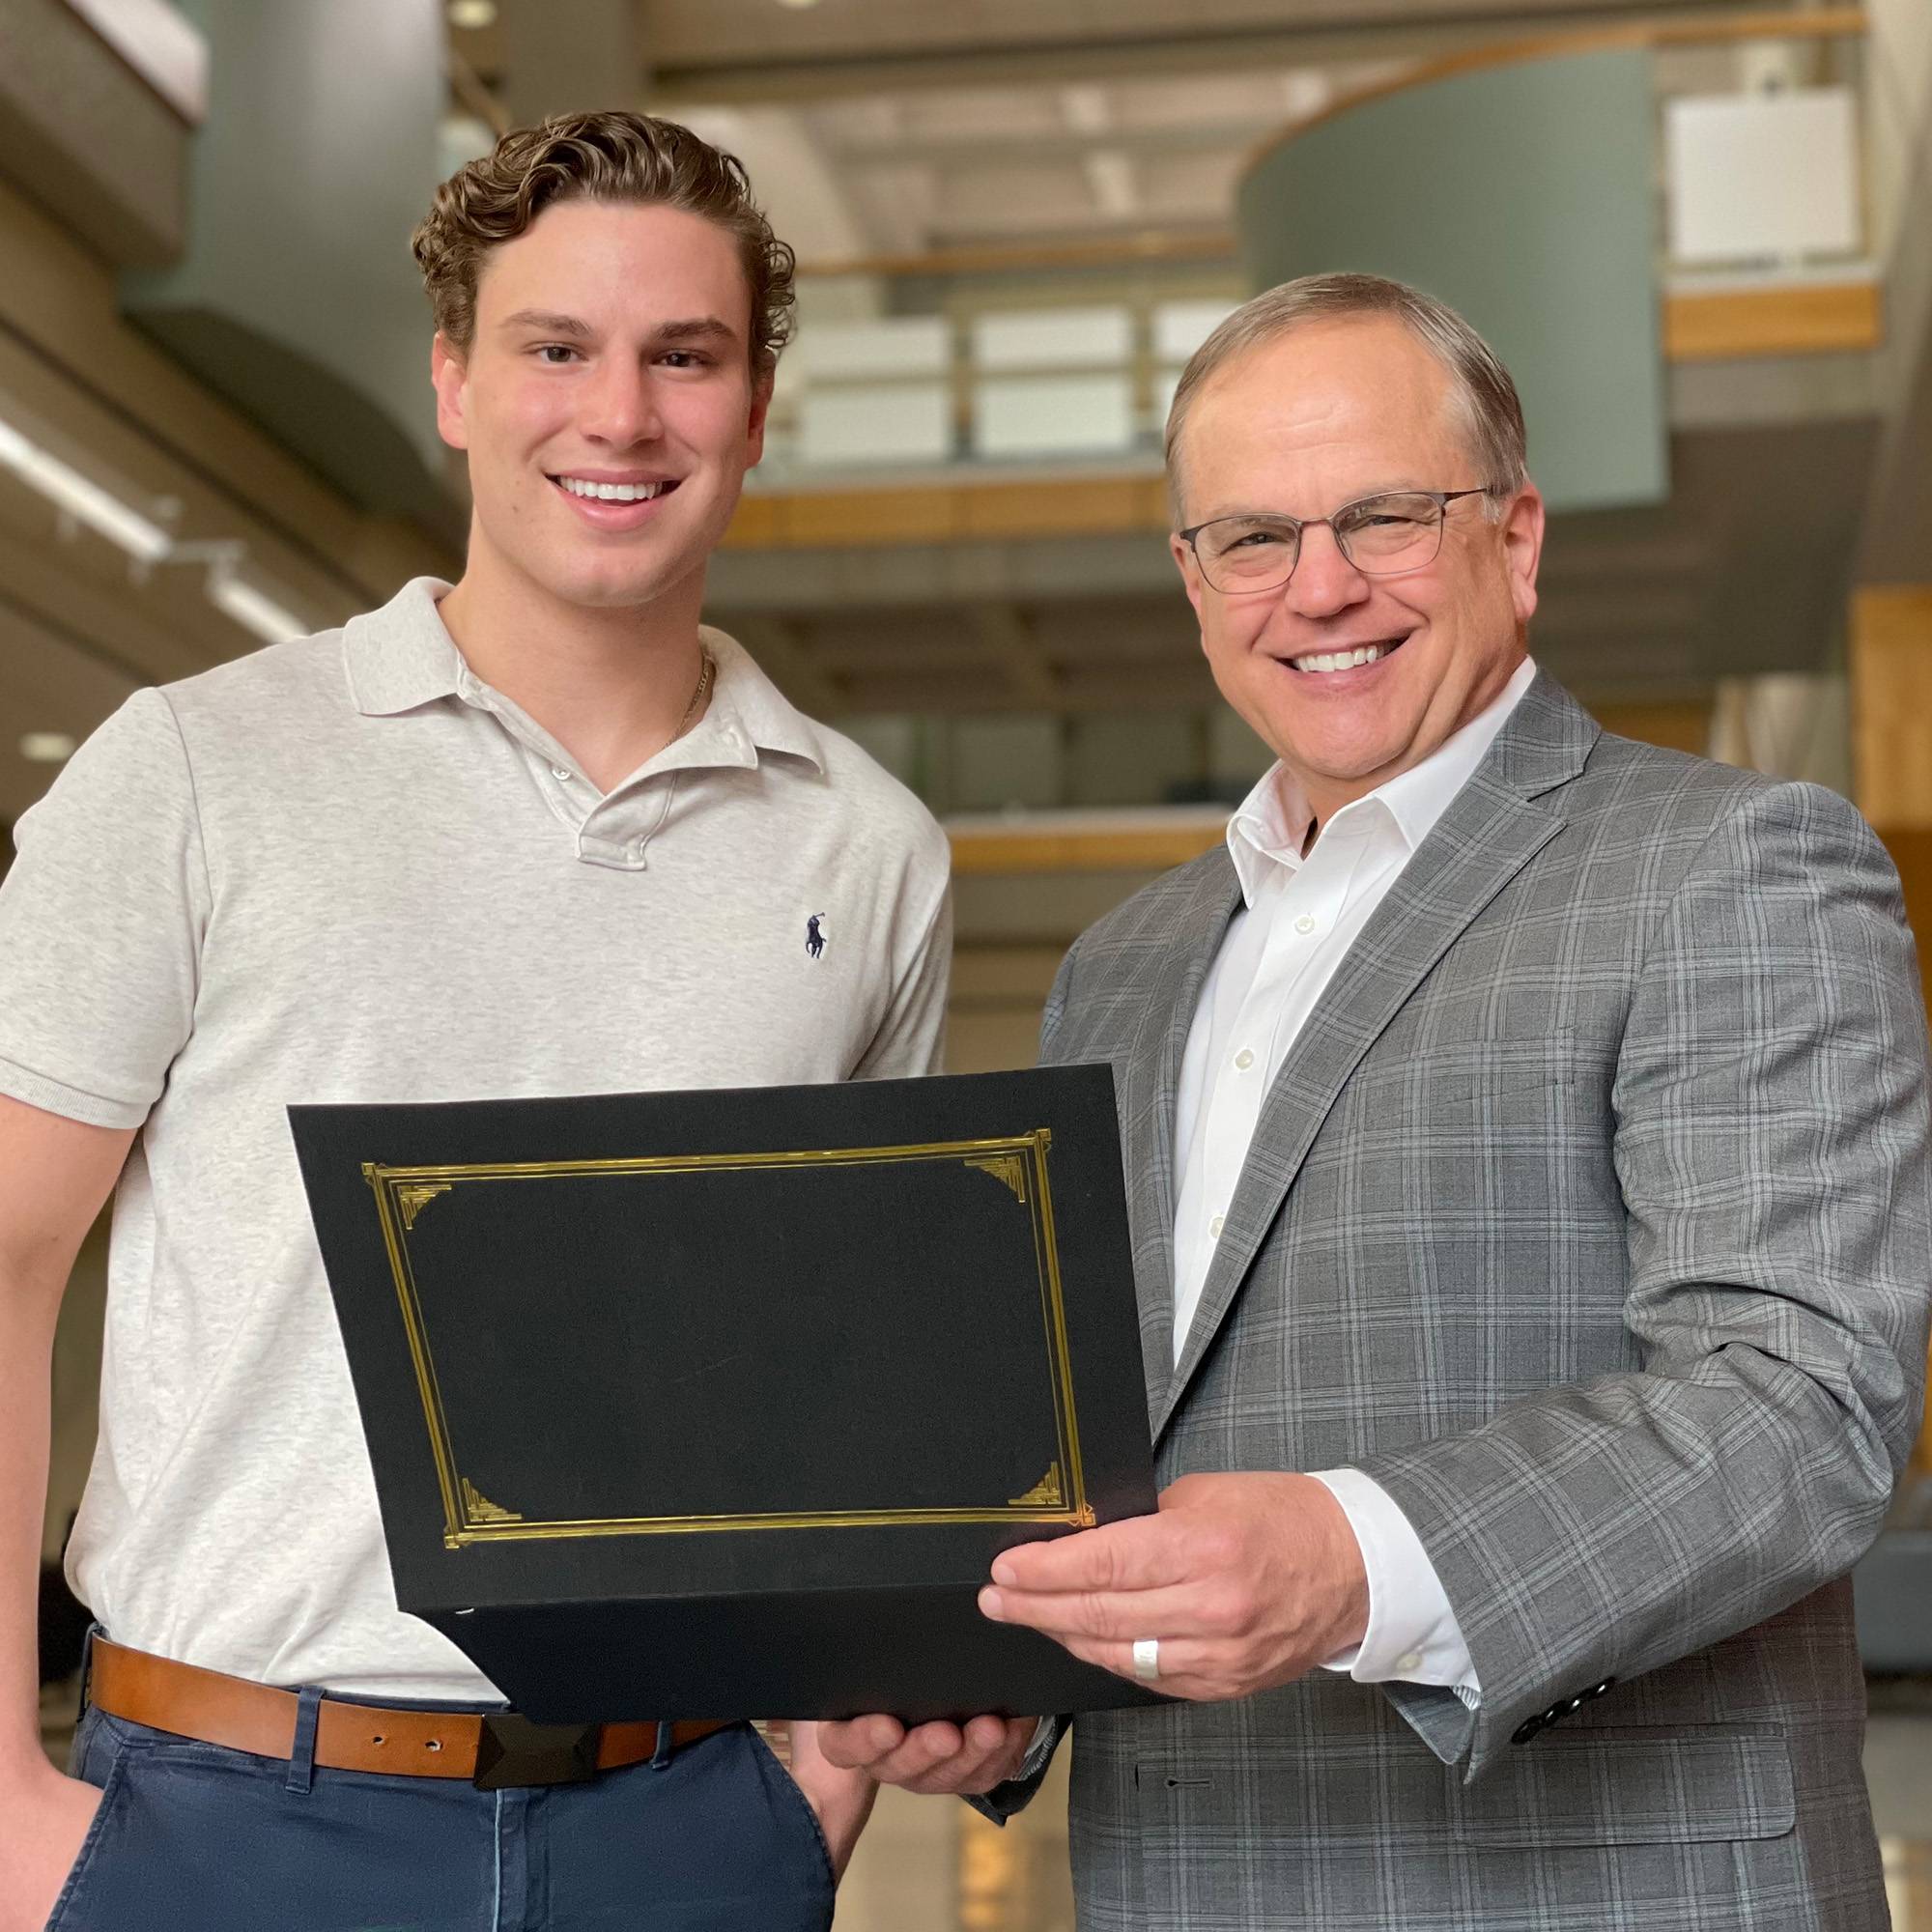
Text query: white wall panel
971 306 1134 371
972 374 1135 458
792 315 952 380
1665 89 1861 263
799 383 953 466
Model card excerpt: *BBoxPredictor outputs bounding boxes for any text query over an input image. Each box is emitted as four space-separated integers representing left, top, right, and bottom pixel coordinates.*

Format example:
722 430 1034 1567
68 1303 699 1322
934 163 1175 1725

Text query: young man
0 112 946 1931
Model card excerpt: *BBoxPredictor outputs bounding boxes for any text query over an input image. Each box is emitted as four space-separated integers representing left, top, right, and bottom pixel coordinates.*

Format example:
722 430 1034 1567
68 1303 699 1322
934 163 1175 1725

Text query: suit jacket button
1592 1678 1615 1697
1511 1717 1542 1745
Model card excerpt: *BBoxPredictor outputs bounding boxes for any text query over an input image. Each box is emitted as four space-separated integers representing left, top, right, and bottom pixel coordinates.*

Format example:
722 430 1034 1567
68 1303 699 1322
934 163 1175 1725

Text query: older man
824 273 1932 1930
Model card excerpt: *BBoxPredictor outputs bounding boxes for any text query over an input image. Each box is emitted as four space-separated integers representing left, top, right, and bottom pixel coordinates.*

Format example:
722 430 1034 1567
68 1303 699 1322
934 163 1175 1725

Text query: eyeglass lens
1194 492 1449 590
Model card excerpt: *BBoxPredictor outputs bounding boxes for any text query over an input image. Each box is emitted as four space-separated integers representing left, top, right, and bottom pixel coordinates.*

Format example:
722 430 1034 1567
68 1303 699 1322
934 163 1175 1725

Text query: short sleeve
0 688 209 1128
851 876 952 1080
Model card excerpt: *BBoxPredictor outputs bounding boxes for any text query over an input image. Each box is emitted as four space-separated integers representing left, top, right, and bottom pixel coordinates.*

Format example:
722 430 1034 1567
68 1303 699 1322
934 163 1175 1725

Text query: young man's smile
433 199 767 622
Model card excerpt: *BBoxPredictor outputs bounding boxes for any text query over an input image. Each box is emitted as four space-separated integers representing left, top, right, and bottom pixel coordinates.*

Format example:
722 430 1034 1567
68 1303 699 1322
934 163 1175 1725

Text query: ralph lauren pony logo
805 914 827 959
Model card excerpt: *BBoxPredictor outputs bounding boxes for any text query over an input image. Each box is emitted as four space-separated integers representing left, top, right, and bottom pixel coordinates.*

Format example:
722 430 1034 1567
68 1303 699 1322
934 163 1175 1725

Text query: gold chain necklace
674 648 715 740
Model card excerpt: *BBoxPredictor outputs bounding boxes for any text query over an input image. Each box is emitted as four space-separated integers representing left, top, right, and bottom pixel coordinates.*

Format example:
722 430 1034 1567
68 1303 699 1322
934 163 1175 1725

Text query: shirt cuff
1015 1716 1058 1780
1307 1466 1482 1709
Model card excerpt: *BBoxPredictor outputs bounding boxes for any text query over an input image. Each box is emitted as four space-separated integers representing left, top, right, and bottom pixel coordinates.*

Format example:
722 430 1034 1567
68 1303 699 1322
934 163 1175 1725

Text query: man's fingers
812 1715 1034 1795
814 1714 907 1770
1051 1634 1224 1699
979 1579 1213 1643
988 1516 1184 1595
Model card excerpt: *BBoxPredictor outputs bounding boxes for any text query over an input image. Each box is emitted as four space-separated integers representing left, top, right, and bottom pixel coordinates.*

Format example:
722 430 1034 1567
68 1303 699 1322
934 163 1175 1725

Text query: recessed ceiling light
448 0 497 28
20 732 77 764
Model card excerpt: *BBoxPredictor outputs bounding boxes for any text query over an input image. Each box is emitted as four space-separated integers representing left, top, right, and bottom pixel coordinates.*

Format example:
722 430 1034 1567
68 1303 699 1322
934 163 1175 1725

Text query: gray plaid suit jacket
1006 672 1932 1931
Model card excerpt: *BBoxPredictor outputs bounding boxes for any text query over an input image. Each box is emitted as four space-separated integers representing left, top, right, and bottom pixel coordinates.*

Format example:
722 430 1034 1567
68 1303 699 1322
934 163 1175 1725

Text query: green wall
1236 47 1667 513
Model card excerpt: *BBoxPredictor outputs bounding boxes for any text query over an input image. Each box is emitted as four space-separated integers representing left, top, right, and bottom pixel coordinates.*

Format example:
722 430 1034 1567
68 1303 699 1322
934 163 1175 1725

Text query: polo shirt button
552 767 572 782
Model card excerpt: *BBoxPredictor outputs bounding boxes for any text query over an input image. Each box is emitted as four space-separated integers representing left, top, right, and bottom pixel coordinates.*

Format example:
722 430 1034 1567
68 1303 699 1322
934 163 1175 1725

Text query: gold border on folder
361 1132 1094 1548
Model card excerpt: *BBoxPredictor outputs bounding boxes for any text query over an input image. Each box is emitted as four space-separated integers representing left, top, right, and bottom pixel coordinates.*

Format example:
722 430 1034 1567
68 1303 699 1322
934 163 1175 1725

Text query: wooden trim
1240 8 1868 183
1851 584 1932 828
948 822 1225 874
1663 281 1883 360
723 473 1172 551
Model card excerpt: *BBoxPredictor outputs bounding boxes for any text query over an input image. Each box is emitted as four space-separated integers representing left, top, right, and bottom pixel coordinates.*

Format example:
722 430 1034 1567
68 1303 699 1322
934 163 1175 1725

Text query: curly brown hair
412 110 796 378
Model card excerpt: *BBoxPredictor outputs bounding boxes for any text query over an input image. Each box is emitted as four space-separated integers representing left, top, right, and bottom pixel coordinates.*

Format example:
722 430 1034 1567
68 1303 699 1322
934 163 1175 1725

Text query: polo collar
342 577 466 716
341 577 825 772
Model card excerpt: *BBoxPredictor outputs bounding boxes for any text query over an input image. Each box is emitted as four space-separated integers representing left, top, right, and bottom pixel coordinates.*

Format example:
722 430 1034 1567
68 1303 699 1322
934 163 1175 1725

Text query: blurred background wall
1 0 1927 1923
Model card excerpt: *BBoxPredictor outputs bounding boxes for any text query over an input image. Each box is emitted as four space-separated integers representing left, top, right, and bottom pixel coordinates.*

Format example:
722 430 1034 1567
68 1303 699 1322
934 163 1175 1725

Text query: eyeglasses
1177 488 1501 594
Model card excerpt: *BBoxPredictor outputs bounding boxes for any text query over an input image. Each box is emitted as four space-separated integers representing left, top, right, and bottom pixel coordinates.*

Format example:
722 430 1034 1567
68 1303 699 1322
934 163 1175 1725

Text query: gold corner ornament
397 1182 453 1232
964 1152 1029 1204
1009 1463 1065 1509
461 1478 524 1526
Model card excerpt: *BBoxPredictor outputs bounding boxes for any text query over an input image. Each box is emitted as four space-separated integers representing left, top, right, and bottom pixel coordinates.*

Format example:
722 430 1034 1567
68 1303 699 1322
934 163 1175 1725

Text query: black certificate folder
289 1065 1163 1724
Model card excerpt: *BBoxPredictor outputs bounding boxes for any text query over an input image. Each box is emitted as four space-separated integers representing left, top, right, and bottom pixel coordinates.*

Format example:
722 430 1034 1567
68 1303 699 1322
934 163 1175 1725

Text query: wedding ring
1131 1637 1161 1683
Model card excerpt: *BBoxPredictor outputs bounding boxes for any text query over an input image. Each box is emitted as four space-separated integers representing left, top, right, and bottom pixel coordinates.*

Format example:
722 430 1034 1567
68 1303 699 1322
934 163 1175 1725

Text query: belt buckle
472 1713 600 1790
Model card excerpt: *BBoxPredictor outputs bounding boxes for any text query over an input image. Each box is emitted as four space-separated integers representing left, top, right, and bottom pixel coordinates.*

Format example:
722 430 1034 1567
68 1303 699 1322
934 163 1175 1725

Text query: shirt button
1208 1214 1225 1238
1234 1048 1255 1070
551 767 572 781
1294 914 1317 935
1397 1651 1424 1673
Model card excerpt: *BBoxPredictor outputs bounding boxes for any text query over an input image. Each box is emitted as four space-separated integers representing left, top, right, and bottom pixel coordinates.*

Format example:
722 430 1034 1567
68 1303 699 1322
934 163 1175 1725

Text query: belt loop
285 1686 325 1795
650 1719 675 1771
77 1624 100 1716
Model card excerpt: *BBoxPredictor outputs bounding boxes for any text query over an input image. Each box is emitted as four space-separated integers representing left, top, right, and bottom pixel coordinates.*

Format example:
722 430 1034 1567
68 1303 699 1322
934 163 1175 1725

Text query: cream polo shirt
0 577 952 1701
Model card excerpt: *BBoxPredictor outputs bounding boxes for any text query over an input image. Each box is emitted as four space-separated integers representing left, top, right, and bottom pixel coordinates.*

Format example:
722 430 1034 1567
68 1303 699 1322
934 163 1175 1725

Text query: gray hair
1165 272 1527 525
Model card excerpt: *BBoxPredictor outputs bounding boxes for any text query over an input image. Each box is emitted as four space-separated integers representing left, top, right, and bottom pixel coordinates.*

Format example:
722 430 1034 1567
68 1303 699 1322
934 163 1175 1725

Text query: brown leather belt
88 1638 733 1789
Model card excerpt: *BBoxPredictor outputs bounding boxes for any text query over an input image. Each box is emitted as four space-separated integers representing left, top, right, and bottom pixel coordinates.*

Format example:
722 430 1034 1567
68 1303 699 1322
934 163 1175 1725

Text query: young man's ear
431 333 470 453
745 369 774 468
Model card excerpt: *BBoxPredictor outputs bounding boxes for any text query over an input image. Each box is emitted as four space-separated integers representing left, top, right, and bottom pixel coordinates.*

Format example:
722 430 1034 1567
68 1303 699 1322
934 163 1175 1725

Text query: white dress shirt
1172 657 1539 1706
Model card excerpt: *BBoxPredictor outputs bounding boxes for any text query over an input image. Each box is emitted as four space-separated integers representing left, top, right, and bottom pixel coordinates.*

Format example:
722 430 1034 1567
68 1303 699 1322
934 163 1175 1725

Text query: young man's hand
812 1712 1037 1796
781 1721 880 1880
0 1760 102 1932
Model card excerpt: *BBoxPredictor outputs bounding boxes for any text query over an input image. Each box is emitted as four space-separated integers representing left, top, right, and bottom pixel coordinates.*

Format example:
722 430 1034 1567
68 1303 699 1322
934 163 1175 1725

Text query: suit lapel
1154 673 1601 1441
1113 853 1242 1427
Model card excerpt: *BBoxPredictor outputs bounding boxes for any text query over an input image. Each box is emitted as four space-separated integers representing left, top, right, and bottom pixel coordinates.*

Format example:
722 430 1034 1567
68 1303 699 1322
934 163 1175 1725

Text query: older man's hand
814 1712 1038 1797
978 1472 1370 1702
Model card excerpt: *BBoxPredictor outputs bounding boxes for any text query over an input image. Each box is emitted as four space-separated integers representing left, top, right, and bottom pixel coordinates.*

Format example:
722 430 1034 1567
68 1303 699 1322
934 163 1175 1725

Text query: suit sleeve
1357 779 1932 1779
